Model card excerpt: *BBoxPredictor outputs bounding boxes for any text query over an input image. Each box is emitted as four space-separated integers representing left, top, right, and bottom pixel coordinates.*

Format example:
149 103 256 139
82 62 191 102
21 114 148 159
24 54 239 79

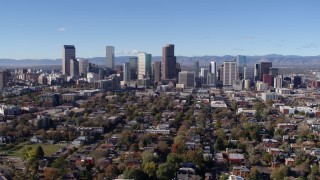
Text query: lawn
7 143 65 158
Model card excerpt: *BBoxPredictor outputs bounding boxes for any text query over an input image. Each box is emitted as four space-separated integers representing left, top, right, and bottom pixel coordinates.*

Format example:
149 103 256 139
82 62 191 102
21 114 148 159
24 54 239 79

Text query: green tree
156 163 175 180
311 164 319 175
51 156 69 178
214 138 225 151
143 162 157 178
270 165 290 180
219 173 229 180
142 150 157 164
35 145 45 159
123 167 148 180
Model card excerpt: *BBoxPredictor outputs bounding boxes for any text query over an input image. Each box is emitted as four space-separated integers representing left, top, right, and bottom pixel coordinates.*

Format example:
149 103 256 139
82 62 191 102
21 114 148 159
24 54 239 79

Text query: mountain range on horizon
0 54 319 68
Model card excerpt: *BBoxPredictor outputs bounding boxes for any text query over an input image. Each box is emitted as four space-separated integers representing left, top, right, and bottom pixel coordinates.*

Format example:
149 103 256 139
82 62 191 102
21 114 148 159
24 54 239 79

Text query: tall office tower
106 46 115 71
218 64 224 81
260 62 272 80
115 65 123 74
138 52 152 80
129 56 138 80
208 61 217 86
209 61 216 74
293 76 302 88
236 55 246 80
244 66 254 81
193 61 199 78
207 73 216 86
99 69 106 80
162 44 177 80
70 59 79 77
254 63 261 81
200 68 209 85
79 59 89 76
62 45 76 76
0 70 8 88
176 63 181 79
89 63 99 73
223 60 237 86
123 62 130 83
153 61 161 83
178 71 195 88
274 75 283 88
269 68 279 77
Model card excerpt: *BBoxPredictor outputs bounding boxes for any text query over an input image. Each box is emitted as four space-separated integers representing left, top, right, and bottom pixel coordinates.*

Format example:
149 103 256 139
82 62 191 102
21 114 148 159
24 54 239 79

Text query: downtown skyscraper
260 61 272 80
236 55 246 80
153 61 161 83
62 45 76 76
106 46 115 71
138 52 152 80
161 44 177 81
123 62 130 83
223 60 237 86
208 61 217 86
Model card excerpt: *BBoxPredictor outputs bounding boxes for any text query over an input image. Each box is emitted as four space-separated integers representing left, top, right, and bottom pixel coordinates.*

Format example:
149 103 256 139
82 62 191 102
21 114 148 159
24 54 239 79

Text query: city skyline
0 0 320 59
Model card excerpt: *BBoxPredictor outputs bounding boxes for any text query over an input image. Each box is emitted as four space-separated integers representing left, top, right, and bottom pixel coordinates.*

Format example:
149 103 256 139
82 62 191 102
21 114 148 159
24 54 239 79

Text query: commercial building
162 44 177 80
129 56 138 80
254 63 261 81
39 93 61 107
236 55 246 80
178 71 195 88
223 60 237 86
193 61 199 78
256 81 268 91
94 75 120 91
274 75 283 88
244 66 254 82
0 70 9 88
62 45 76 76
293 76 302 88
138 52 152 80
208 61 217 86
123 62 130 83
70 59 79 77
260 62 272 80
79 59 89 76
0 105 21 116
269 68 279 77
153 61 161 83
200 68 209 85
263 74 273 87
106 46 115 71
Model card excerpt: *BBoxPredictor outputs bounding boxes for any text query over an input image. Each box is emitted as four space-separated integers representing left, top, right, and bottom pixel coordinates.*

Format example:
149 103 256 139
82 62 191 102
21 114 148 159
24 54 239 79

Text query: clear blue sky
0 0 319 59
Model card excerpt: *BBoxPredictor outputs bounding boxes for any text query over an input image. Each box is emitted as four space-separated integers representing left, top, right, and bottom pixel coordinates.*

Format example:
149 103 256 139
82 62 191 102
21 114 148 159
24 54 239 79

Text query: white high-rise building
106 46 115 70
209 61 216 74
79 59 89 75
274 75 283 88
138 52 152 80
123 62 130 83
223 60 237 86
208 61 217 86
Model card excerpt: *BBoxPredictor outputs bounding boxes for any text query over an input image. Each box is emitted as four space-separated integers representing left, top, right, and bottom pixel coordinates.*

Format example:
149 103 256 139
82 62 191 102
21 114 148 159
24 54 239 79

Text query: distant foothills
0 54 320 68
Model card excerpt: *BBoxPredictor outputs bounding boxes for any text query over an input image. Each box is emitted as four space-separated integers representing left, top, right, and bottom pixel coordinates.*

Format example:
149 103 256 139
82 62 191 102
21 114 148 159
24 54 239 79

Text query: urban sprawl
0 44 319 180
